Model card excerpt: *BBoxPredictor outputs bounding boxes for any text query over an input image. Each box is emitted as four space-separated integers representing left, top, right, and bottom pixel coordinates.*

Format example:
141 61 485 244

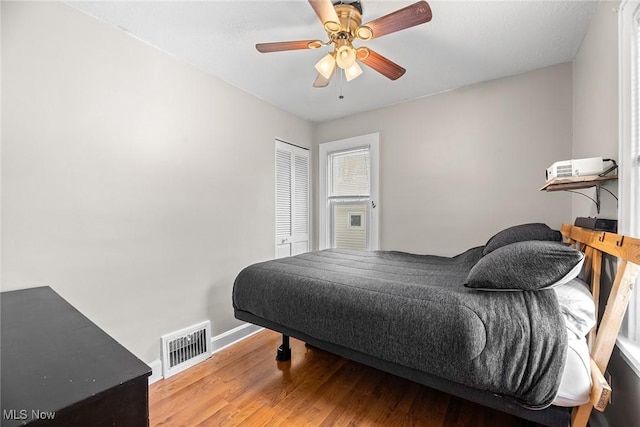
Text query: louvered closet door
275 140 310 258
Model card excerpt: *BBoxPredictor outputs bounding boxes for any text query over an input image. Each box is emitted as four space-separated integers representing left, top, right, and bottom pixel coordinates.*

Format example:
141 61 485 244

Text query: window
318 134 379 251
329 148 370 250
618 0 640 368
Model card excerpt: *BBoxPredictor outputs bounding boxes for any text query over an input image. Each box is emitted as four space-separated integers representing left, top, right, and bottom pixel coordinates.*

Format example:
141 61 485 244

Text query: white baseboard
211 323 263 354
146 322 263 385
147 359 163 385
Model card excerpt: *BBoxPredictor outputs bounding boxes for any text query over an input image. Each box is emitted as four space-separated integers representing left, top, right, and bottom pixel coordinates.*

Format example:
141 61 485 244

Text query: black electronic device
574 217 618 233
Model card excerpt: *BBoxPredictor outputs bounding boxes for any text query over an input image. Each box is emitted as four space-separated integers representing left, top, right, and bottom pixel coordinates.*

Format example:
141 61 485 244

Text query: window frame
617 0 640 374
318 133 380 251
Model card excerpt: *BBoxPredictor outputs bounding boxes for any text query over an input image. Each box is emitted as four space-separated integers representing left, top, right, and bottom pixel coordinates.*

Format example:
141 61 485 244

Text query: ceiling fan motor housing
332 0 363 14
332 2 373 41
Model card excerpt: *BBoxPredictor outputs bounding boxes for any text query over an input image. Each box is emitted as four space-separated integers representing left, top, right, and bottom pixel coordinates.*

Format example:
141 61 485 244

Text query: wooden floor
149 330 540 426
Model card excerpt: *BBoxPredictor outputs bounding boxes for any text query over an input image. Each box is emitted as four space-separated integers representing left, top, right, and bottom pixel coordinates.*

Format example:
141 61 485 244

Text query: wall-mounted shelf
540 175 618 214
539 175 618 191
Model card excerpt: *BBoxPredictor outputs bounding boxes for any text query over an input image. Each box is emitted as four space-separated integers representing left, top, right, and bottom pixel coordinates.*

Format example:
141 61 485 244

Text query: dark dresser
1 286 151 426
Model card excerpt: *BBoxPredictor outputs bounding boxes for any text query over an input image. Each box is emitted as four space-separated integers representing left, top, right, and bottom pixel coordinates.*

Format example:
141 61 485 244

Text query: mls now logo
3 409 56 421
3 409 28 420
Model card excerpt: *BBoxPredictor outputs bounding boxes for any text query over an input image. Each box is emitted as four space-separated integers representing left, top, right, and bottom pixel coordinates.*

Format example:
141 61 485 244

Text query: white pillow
553 278 596 339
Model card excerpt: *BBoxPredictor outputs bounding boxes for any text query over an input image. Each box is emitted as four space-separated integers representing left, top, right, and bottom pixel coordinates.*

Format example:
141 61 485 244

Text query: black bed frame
235 309 571 427
235 225 640 427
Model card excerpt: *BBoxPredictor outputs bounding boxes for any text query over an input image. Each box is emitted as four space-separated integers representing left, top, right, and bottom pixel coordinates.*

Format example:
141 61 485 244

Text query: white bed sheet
553 336 591 407
552 277 596 407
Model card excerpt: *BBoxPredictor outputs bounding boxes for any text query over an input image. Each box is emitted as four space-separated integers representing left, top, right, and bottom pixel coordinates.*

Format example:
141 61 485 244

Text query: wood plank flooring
149 329 539 426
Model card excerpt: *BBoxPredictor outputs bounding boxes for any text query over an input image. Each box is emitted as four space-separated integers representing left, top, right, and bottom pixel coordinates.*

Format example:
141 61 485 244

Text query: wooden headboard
560 224 640 427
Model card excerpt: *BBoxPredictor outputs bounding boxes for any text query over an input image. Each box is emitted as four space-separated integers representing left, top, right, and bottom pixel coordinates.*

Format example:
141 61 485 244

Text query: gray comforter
232 248 567 409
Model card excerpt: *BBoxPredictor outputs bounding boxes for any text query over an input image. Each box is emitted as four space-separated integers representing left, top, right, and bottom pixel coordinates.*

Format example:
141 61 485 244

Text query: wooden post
560 225 640 427
588 248 602 351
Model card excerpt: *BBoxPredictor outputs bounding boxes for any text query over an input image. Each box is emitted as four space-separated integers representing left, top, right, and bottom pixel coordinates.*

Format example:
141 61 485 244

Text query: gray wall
572 0 620 220
315 63 574 256
1 1 314 363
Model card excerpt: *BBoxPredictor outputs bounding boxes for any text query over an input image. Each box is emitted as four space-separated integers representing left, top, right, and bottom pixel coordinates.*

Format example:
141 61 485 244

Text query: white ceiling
68 0 598 123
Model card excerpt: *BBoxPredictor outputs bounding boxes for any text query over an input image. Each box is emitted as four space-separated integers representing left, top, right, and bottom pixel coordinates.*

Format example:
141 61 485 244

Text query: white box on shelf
546 157 604 182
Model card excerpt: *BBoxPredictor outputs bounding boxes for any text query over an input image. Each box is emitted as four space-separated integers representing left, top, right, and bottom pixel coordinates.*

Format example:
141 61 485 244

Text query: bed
233 223 640 427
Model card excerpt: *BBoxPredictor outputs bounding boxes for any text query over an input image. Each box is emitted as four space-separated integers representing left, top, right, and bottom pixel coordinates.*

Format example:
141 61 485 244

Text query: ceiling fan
255 0 432 88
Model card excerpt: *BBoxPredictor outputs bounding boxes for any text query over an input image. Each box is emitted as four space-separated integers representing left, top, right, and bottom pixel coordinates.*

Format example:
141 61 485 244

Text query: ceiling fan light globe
315 53 336 80
344 62 363 81
336 46 357 69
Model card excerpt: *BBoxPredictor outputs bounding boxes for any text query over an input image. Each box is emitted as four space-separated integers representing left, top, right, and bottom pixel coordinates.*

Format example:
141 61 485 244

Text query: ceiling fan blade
357 47 406 80
313 70 334 88
308 0 341 33
256 40 322 53
362 1 432 40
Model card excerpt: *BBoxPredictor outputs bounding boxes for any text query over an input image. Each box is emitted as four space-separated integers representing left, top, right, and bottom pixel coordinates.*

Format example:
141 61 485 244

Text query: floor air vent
161 320 212 378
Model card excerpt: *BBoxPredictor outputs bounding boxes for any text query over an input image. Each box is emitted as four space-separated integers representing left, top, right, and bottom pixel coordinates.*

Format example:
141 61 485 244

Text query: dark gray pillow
483 223 562 256
466 241 584 291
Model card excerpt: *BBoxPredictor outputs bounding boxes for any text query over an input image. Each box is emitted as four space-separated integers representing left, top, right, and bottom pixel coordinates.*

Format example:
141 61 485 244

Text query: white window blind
330 148 371 197
627 11 640 342
633 16 640 235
